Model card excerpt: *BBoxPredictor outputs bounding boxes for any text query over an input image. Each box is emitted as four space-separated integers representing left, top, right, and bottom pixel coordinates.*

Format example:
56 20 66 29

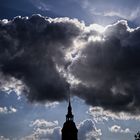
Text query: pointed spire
66 91 73 121
68 91 72 114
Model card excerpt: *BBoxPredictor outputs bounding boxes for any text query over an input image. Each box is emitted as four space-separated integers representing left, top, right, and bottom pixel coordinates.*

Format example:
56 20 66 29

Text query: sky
0 0 140 140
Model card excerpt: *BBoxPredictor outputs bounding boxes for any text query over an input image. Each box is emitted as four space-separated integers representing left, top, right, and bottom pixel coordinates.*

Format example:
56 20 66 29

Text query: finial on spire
68 90 71 107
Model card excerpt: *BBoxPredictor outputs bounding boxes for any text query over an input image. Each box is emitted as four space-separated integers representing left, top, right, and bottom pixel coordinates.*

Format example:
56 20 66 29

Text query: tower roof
66 93 73 121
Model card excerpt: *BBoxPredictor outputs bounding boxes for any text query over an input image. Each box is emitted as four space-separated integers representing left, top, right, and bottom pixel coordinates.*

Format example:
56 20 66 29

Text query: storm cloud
0 14 81 102
70 20 140 114
1 15 140 114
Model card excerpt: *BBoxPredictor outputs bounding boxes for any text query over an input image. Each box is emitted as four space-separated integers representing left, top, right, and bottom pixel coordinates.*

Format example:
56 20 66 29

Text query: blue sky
0 0 140 140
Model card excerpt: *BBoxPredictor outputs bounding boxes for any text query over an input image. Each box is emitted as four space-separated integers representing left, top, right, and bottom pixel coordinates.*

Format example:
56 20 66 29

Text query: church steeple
66 95 73 121
61 92 78 140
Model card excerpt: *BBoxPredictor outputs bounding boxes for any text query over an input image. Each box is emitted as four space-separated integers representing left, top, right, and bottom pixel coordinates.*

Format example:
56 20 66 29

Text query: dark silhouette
61 97 78 140
135 132 140 140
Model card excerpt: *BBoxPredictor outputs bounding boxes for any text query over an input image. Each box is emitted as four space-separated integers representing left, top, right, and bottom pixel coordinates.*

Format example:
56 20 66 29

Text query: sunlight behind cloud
86 24 105 33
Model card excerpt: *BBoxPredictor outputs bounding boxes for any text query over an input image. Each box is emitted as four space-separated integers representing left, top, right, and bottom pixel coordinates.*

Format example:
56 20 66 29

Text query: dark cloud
70 20 140 114
0 14 81 102
1 15 140 114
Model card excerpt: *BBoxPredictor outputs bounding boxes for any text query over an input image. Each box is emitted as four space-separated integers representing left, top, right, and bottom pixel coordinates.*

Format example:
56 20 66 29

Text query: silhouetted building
61 98 78 140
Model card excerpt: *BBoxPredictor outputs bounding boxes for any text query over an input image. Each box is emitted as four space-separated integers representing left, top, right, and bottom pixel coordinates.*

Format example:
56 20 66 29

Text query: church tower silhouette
61 96 78 140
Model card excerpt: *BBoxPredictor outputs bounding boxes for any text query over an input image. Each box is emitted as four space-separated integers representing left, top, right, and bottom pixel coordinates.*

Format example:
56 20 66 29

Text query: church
61 97 78 140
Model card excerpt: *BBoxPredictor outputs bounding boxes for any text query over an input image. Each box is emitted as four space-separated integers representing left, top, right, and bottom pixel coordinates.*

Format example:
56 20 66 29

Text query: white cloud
109 125 131 134
22 118 102 140
0 107 8 114
78 119 102 140
45 102 59 108
80 0 140 24
22 119 61 140
9 106 17 113
31 119 58 129
0 136 10 140
88 106 140 122
0 106 17 114
103 7 140 21
104 11 126 18
30 0 51 11
0 72 26 96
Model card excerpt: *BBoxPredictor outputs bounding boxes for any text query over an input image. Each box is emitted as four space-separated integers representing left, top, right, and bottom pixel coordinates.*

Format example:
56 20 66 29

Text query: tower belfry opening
61 92 78 140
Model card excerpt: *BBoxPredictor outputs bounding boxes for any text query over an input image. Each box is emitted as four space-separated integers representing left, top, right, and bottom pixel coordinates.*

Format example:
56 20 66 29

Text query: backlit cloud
1 15 140 114
88 106 140 122
109 125 131 134
0 106 17 114
22 119 61 140
78 119 102 140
